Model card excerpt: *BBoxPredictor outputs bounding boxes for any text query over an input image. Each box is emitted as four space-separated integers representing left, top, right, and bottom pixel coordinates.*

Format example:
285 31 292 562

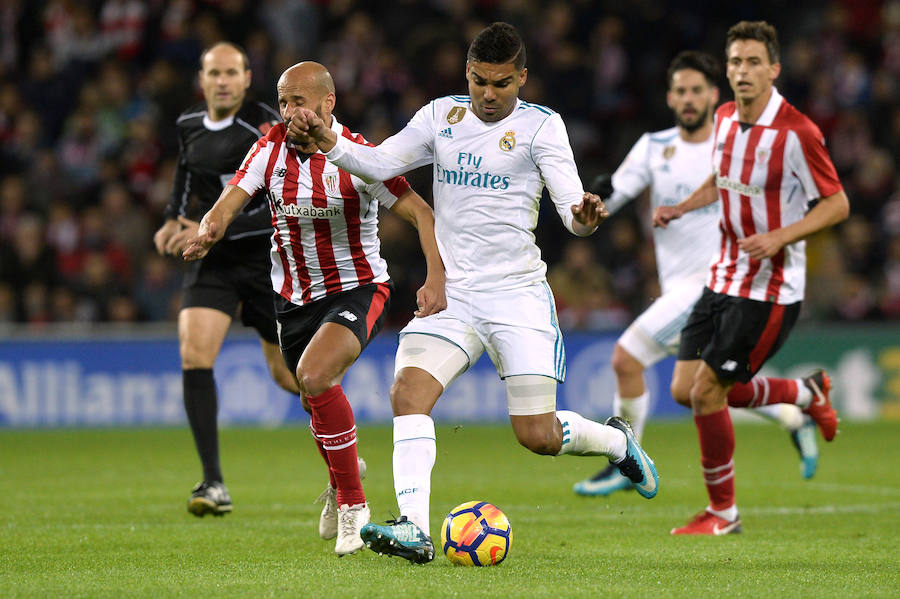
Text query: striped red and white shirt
230 116 410 306
709 87 842 304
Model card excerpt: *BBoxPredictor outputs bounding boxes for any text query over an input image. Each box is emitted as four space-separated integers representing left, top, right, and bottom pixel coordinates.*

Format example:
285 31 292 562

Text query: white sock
709 504 739 522
794 378 812 408
556 410 627 461
614 391 650 441
392 414 436 536
754 403 804 431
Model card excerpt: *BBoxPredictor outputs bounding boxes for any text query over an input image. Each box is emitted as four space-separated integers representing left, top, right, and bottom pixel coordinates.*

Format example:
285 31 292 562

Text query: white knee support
505 374 557 416
394 333 470 388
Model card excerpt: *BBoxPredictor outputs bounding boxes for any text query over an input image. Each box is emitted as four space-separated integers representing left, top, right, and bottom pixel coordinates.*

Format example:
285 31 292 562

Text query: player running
574 50 823 498
655 21 847 535
184 61 445 554
292 22 659 563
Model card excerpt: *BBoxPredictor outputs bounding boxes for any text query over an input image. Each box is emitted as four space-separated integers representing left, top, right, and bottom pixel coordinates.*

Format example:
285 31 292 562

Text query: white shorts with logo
618 281 704 368
399 281 566 383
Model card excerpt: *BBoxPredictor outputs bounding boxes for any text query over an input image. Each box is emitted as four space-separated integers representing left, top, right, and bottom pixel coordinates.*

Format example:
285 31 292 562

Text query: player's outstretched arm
570 192 610 236
182 185 252 261
738 189 850 260
389 189 447 317
653 173 717 228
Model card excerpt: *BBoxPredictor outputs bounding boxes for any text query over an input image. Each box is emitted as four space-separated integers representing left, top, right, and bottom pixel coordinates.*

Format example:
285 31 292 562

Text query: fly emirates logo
436 151 511 190
269 192 344 219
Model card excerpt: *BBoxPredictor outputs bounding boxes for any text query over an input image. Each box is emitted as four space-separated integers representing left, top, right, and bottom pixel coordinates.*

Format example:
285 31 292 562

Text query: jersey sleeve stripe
309 154 343 295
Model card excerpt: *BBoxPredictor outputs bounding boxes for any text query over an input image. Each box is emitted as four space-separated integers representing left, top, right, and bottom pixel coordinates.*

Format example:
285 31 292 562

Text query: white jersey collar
754 87 783 127
202 113 235 131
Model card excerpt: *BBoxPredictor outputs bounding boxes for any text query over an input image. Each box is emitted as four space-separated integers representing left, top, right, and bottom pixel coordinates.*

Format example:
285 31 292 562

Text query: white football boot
315 457 367 540
335 503 370 555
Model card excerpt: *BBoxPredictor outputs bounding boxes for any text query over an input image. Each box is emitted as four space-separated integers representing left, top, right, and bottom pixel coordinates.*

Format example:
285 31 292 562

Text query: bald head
277 61 336 151
278 61 335 98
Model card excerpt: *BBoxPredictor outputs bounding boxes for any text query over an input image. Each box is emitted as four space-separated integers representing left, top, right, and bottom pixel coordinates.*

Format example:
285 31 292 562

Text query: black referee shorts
276 281 393 373
677 287 801 383
181 235 278 344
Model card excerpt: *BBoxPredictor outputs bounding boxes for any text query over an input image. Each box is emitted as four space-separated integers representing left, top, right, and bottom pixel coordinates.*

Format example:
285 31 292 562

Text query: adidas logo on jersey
338 310 358 322
438 127 453 139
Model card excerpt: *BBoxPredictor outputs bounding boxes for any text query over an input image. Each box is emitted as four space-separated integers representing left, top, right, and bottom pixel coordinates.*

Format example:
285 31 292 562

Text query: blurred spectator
0 1 895 328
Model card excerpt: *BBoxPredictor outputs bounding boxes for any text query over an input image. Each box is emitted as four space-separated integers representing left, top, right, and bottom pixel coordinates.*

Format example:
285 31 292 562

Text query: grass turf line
1 421 899 598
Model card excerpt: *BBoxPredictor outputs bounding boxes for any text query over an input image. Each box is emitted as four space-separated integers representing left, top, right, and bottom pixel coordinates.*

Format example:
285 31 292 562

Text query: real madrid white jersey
608 126 719 295
229 116 410 306
710 88 842 304
325 95 588 292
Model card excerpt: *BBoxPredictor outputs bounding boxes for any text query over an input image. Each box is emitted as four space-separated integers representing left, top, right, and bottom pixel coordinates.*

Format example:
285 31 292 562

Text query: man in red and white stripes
184 62 446 555
654 21 849 535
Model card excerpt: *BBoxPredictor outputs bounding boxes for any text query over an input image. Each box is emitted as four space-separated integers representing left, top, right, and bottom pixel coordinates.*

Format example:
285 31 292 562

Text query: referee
153 42 294 517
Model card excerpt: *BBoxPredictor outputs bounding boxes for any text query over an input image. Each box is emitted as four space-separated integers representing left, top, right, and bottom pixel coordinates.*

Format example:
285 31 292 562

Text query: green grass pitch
2 420 899 598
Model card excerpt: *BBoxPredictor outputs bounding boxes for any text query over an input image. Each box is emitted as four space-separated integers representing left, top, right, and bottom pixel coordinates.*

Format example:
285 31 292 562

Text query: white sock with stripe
556 410 626 461
392 414 436 537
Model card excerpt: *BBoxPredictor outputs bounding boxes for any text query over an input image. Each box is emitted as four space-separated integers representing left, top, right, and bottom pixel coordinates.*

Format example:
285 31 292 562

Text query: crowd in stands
1 0 897 329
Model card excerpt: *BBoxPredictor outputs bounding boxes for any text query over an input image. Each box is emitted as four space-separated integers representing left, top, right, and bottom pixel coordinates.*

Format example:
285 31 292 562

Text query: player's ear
324 91 336 114
519 67 527 86
769 61 781 82
711 85 720 105
244 68 252 90
666 89 675 110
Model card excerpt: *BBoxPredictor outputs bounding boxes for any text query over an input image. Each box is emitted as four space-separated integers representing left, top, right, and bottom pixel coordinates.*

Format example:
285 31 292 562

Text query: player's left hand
738 230 785 260
414 277 447 318
571 192 609 233
163 217 200 255
182 214 221 261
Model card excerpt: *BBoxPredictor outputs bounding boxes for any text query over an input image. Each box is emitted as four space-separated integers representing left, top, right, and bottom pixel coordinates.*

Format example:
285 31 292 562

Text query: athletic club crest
663 145 676 160
756 147 771 164
447 106 466 124
499 130 516 151
324 173 338 194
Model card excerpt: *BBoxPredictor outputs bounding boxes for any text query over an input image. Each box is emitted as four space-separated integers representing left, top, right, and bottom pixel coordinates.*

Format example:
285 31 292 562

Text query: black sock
183 368 223 483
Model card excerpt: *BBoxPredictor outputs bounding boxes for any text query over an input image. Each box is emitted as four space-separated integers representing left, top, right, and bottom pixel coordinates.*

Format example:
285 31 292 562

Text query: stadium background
0 0 898 425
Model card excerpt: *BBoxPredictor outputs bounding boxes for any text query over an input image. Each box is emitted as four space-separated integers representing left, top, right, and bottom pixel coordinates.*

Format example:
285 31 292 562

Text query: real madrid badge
499 130 516 151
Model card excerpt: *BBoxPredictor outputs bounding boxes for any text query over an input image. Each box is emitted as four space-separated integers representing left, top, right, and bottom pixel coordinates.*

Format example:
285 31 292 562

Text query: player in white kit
290 22 659 563
574 51 820 497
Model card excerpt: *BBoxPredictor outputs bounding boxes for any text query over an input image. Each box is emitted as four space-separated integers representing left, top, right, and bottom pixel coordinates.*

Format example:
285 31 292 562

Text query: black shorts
276 281 392 373
677 287 801 383
181 235 278 344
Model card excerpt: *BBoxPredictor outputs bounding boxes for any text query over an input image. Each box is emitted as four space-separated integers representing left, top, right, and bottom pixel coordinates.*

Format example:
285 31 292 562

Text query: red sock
309 424 337 488
695 408 736 512
727 377 798 407
307 385 364 506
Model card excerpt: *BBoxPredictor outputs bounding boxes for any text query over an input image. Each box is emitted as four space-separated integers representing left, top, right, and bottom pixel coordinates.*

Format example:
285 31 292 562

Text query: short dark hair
667 51 720 87
467 22 526 70
199 41 250 71
726 20 780 64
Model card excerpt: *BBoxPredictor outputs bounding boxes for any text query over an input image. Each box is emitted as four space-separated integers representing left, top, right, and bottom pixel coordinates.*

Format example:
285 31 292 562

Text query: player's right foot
361 516 435 564
187 481 232 517
573 464 633 496
605 416 659 499
315 485 338 539
671 509 742 535
315 457 367 540
335 503 369 555
802 370 838 441
790 416 819 479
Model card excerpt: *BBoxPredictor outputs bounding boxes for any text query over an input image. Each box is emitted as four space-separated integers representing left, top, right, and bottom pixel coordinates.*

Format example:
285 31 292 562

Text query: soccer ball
440 501 513 566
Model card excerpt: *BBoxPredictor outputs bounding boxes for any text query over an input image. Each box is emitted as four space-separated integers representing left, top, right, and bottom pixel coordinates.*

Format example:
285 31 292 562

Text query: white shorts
618 282 703 368
399 281 566 382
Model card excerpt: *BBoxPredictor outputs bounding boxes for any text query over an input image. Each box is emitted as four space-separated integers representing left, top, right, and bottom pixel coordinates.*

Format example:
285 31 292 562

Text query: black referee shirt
164 99 281 240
